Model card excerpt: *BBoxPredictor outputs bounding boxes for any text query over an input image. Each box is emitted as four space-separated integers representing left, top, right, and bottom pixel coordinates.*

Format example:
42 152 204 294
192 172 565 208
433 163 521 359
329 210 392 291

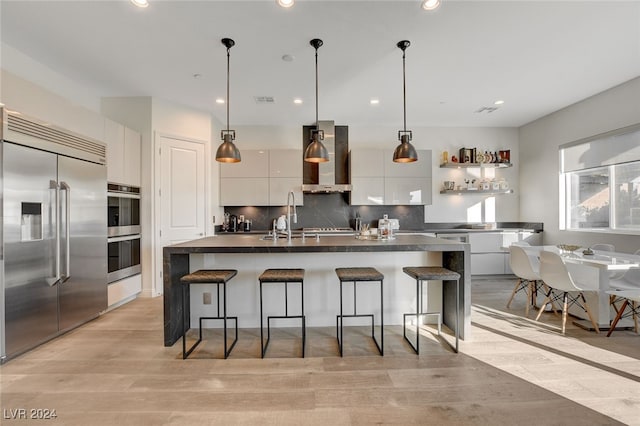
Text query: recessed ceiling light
130 0 149 8
216 98 225 104
276 0 294 8
370 99 380 105
193 73 202 79
421 0 440 11
494 100 505 105
294 98 303 104
282 54 295 62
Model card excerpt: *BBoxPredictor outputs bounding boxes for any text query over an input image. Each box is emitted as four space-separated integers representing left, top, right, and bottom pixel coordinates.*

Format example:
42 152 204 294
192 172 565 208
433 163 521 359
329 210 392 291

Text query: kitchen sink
259 233 309 241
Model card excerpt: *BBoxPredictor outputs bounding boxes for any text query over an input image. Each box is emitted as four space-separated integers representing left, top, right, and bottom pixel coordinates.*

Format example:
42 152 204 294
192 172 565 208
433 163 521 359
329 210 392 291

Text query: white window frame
559 124 640 236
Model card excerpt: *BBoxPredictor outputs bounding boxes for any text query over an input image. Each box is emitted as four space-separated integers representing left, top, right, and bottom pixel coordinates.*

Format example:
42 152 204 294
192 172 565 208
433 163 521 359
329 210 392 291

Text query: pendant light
216 38 241 163
304 38 329 163
393 40 418 163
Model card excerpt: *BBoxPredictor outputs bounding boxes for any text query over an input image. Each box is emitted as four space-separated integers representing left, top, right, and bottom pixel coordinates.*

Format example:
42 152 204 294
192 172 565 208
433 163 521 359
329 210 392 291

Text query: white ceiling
2 0 639 128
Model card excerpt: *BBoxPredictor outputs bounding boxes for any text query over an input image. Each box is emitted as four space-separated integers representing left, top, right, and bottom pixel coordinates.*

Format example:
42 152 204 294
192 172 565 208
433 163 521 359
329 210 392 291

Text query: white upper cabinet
220 178 270 206
104 118 141 186
384 177 432 205
124 127 141 187
350 149 432 205
269 150 303 206
269 149 302 178
219 149 303 206
269 178 304 206
351 177 385 205
105 119 124 183
220 150 269 178
351 149 384 177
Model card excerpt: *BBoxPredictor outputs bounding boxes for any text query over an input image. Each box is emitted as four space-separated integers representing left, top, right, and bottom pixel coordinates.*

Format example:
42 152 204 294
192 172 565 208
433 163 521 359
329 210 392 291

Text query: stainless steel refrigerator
1 108 107 362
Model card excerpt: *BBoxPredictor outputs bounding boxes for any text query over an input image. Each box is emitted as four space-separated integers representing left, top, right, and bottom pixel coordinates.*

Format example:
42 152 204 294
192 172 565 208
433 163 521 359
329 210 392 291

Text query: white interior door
156 135 206 293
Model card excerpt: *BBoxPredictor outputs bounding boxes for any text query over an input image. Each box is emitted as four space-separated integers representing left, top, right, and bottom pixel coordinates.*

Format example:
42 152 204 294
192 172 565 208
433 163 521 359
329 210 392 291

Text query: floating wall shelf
440 189 514 195
440 163 513 169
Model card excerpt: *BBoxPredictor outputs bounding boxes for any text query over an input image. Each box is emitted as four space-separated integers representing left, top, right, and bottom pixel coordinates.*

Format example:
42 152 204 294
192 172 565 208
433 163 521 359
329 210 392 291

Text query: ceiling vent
475 106 499 114
254 96 275 104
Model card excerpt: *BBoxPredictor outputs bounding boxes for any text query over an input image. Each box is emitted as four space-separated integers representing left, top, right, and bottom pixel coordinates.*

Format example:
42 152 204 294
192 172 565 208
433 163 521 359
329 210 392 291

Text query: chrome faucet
286 190 297 242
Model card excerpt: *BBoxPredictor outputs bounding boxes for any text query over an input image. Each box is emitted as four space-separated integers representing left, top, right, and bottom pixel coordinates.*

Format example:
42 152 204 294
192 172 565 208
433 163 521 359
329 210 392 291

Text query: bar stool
335 267 384 357
402 266 460 354
180 269 238 359
259 268 305 358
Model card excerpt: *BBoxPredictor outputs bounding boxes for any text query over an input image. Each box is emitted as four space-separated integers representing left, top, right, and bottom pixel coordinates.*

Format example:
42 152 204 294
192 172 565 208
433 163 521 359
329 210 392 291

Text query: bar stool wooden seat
180 269 238 359
335 267 384 357
259 268 305 358
401 266 460 354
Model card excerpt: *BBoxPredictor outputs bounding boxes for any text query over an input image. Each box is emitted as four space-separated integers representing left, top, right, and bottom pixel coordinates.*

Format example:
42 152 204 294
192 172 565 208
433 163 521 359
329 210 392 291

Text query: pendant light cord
402 48 407 133
226 45 230 133
315 46 319 128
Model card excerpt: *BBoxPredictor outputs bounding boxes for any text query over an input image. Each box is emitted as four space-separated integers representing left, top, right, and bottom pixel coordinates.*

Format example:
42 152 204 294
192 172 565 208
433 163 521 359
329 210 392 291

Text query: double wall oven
107 183 141 283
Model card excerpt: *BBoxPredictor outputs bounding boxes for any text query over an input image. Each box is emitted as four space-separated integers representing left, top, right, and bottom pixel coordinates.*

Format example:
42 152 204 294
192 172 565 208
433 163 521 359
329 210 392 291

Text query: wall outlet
203 292 212 305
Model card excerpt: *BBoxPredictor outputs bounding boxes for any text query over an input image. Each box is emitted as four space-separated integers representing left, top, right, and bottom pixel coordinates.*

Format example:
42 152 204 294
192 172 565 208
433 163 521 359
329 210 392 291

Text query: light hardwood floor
1 278 639 425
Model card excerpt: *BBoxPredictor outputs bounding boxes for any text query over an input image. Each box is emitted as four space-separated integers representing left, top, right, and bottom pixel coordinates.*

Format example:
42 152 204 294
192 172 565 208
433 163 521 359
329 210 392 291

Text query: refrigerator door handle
47 180 61 286
60 181 71 283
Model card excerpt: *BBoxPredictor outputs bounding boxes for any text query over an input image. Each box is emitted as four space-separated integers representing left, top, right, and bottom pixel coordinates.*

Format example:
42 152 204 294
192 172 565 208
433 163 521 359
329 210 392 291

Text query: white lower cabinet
471 253 507 275
108 274 141 309
469 232 504 253
470 231 542 275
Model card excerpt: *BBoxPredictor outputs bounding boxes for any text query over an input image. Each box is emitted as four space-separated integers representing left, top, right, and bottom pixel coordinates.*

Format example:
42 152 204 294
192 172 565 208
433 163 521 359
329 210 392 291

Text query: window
566 167 610 229
560 125 640 233
613 162 640 229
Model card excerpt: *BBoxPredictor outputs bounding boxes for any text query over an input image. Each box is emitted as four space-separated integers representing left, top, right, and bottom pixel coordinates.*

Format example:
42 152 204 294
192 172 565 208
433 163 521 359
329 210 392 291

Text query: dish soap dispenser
379 214 391 239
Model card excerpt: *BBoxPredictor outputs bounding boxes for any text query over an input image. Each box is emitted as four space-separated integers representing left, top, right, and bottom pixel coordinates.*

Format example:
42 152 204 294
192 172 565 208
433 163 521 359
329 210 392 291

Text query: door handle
60 182 71 283
47 180 61 286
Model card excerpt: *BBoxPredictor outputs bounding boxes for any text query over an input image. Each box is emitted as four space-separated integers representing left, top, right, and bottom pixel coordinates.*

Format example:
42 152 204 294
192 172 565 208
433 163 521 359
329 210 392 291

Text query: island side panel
163 250 190 346
443 245 471 341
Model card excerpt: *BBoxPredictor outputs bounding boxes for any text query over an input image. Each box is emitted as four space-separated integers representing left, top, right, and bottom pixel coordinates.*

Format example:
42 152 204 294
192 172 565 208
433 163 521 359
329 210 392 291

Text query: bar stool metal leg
259 269 305 358
403 279 444 355
335 267 384 357
179 269 238 360
401 267 460 355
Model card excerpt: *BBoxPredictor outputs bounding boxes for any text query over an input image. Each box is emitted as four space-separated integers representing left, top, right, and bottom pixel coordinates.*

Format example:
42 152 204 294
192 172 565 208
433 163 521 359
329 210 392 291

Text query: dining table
514 245 640 330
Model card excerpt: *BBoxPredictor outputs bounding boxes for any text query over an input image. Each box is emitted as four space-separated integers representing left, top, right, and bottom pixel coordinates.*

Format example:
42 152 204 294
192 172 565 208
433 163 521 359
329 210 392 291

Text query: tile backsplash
224 193 425 231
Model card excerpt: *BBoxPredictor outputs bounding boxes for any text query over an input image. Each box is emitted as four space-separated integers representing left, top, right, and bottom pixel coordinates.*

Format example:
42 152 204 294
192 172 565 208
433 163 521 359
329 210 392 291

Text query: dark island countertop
165 233 467 254
163 234 470 346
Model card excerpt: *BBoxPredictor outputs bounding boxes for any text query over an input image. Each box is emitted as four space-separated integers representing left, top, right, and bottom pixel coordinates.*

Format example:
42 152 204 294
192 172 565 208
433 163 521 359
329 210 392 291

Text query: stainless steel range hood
301 120 352 193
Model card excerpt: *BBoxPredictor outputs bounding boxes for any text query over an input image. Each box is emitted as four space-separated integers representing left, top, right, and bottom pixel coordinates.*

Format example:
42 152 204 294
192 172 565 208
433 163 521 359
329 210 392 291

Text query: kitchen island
163 234 470 346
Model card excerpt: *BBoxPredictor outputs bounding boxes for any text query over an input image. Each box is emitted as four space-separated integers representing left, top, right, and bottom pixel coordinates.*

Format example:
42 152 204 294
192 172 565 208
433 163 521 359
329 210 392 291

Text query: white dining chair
507 245 541 316
536 250 600 334
608 249 640 332
604 290 640 336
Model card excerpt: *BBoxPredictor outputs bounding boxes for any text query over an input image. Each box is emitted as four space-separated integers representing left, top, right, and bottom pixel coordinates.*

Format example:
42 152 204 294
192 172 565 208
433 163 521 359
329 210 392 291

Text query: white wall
519 77 640 253
1 70 104 141
1 43 101 112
